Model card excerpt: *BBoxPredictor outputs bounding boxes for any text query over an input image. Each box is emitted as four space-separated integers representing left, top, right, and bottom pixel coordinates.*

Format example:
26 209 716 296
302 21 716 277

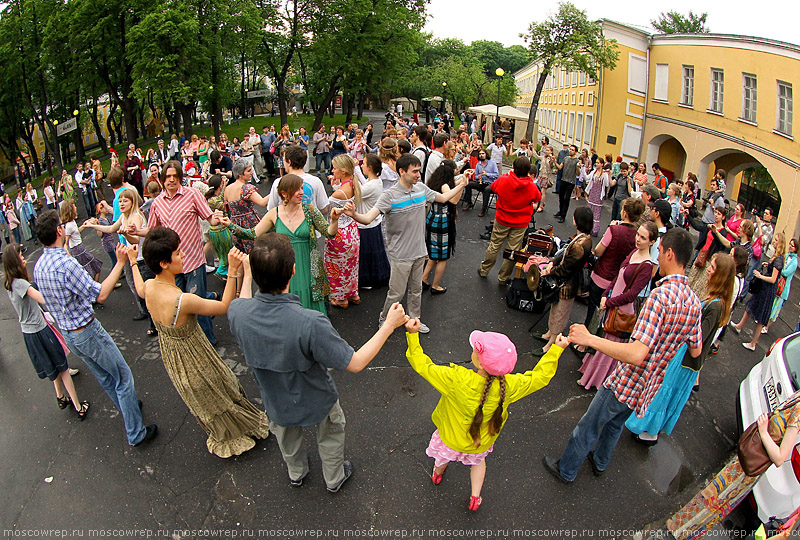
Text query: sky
424 0 797 50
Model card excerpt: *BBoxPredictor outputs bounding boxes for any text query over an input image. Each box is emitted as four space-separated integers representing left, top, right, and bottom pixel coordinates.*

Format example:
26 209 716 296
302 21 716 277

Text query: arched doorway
697 149 780 216
644 135 687 183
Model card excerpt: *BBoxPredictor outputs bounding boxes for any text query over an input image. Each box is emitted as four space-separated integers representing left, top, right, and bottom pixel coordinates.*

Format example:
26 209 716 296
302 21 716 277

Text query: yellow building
514 20 650 162
644 33 799 238
514 24 800 238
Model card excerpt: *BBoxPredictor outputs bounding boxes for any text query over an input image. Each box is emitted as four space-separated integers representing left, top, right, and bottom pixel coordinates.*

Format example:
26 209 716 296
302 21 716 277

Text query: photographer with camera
687 178 725 265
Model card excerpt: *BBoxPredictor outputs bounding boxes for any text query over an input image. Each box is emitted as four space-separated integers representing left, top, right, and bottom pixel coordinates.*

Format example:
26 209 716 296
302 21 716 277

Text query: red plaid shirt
604 273 702 417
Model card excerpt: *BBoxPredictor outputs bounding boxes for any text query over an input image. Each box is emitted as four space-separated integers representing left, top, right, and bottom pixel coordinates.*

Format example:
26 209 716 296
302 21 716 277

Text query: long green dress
276 215 327 315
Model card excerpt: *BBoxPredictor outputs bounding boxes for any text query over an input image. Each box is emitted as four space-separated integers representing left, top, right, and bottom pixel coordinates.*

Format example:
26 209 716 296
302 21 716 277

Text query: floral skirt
324 221 360 301
425 429 494 468
71 243 103 278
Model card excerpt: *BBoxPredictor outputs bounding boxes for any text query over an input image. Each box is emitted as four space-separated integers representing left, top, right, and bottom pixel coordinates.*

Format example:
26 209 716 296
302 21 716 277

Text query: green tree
651 11 709 34
520 1 619 141
469 40 529 79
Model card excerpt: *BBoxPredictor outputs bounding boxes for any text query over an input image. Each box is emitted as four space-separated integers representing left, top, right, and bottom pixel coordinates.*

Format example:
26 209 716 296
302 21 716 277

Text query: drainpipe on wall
636 35 652 165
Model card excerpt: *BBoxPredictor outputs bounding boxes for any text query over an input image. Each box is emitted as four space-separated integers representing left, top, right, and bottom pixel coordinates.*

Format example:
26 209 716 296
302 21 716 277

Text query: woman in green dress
128 227 270 458
229 174 343 315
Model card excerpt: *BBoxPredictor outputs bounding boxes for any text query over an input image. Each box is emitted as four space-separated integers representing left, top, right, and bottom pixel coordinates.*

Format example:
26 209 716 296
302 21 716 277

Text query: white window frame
571 92 576 105
578 92 584 106
709 68 724 114
575 112 583 144
584 113 594 145
776 81 792 137
741 73 757 123
628 53 647 96
556 110 562 134
561 109 568 138
568 111 575 140
579 72 586 86
587 91 595 107
653 63 669 103
571 71 578 86
681 65 694 107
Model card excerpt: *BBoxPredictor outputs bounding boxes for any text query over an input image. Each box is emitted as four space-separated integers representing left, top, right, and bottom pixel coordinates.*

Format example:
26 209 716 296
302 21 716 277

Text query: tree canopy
651 11 709 34
520 1 619 140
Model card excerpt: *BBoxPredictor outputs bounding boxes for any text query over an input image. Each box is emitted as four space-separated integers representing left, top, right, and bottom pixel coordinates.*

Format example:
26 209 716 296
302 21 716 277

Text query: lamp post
495 68 504 139
441 82 447 115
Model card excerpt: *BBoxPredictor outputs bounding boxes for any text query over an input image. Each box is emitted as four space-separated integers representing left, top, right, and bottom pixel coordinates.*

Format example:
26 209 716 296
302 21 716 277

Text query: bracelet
130 262 138 267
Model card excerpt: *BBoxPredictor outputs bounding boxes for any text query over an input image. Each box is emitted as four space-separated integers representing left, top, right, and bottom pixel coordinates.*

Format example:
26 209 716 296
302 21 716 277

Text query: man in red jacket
478 157 541 284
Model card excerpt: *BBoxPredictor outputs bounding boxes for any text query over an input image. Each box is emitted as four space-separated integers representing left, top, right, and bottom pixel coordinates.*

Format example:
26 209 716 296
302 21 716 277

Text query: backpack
414 145 431 183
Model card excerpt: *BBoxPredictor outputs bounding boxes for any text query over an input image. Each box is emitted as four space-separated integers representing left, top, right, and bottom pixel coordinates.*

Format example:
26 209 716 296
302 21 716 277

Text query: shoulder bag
603 261 646 338
738 391 800 477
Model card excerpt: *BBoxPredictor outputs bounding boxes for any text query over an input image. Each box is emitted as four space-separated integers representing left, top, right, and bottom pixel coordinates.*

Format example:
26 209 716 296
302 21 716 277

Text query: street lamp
441 82 447 114
72 109 79 117
495 68 504 138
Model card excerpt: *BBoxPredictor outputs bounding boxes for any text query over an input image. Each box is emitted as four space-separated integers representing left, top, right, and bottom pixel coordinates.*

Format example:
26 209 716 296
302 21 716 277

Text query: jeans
262 153 275 177
11 226 21 244
123 262 147 316
82 190 96 218
63 319 146 445
315 152 331 182
176 264 216 345
610 199 623 222
106 250 117 267
584 280 605 327
557 386 633 481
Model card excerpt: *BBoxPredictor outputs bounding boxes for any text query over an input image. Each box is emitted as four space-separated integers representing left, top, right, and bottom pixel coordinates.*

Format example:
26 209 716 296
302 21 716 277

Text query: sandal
431 465 447 485
75 401 90 421
330 299 349 309
57 395 71 409
469 495 483 511
348 296 361 305
147 328 158 337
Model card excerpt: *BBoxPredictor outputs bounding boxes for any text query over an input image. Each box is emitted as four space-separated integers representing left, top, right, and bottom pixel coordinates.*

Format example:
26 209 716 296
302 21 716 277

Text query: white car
737 331 800 522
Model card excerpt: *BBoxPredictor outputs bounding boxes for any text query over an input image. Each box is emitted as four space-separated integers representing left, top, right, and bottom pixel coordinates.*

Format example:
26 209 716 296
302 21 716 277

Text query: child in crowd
95 201 119 266
140 181 161 220
405 320 563 511
60 200 103 281
3 244 89 419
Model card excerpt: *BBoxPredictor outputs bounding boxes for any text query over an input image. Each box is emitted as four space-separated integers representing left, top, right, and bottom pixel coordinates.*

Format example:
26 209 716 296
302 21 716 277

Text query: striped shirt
374 182 436 261
33 247 101 331
148 185 213 273
604 273 702 418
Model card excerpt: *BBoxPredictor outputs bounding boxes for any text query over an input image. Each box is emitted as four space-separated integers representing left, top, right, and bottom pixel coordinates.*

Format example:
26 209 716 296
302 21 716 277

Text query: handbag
737 392 800 476
749 275 763 295
603 261 646 338
776 275 786 296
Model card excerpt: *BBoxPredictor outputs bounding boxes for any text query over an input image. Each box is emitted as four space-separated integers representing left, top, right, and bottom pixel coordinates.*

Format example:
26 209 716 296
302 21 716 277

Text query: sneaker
290 474 306 487
327 460 353 493
68 368 80 377
205 264 216 274
114 282 122 289
418 323 430 334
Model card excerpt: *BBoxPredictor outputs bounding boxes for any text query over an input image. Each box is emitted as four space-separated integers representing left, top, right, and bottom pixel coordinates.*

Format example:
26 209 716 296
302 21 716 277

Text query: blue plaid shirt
33 247 101 331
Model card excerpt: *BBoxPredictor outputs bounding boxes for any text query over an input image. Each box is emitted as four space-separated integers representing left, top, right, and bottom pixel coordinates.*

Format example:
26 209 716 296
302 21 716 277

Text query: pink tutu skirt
425 429 494 467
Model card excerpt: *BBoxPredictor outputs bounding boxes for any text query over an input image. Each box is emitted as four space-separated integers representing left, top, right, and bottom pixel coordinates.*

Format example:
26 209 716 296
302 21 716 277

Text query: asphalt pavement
1 113 798 538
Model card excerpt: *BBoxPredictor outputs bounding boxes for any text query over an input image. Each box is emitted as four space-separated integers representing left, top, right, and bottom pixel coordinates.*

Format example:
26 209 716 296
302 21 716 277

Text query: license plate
764 377 779 412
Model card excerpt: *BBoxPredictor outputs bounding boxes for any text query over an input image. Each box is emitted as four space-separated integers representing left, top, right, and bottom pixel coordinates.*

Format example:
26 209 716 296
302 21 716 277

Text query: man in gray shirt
229 233 409 492
346 153 467 334
555 145 579 223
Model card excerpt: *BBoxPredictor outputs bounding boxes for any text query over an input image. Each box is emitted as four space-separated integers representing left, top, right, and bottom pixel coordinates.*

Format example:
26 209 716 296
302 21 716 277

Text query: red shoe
431 465 447 485
469 496 483 511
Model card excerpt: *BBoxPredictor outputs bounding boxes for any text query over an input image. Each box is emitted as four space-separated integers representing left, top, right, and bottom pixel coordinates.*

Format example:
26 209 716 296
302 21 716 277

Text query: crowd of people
2 109 799 532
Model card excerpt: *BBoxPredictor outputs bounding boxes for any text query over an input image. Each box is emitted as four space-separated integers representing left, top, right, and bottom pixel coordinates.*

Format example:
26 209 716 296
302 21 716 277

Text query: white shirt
356 178 383 229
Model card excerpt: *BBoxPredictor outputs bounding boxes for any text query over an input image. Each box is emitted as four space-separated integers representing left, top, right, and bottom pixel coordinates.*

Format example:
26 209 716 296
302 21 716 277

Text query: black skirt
358 225 390 288
23 325 69 381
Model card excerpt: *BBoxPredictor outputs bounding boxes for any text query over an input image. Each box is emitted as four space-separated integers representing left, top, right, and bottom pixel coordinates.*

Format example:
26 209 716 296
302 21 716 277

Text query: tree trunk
524 67 550 142
72 126 85 163
178 103 194 139
277 81 288 127
20 121 41 177
121 93 138 146
240 52 247 119
344 94 352 125
313 76 343 131
90 96 109 155
138 99 147 140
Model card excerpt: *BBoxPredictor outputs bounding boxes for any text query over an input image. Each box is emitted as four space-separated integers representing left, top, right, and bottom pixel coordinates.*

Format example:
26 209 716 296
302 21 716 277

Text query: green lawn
19 114 365 195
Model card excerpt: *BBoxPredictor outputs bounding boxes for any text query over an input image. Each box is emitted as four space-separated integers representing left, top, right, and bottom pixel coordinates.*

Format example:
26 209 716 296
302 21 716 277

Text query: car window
785 334 800 392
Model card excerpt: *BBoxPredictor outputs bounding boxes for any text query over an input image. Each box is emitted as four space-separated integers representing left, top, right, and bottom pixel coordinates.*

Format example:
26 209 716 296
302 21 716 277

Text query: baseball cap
469 331 517 376
649 199 672 221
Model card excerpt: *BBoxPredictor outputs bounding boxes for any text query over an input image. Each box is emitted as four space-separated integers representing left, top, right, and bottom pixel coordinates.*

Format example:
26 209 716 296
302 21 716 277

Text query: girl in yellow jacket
405 318 564 511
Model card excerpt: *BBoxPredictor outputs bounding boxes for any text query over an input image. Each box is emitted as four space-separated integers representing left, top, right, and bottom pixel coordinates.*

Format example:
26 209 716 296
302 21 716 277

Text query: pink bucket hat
469 331 517 376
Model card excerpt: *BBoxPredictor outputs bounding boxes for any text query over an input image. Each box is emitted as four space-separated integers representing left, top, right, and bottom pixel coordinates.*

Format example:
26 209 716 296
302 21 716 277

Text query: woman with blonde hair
731 232 786 350
325 154 362 308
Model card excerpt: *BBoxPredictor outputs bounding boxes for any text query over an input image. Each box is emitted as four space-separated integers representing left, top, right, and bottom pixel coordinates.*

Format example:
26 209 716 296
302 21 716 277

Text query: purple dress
578 255 653 389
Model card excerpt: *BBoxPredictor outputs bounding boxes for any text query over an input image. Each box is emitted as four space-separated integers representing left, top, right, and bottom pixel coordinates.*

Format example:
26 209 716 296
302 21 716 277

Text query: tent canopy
390 97 417 108
467 104 527 120
421 96 444 102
